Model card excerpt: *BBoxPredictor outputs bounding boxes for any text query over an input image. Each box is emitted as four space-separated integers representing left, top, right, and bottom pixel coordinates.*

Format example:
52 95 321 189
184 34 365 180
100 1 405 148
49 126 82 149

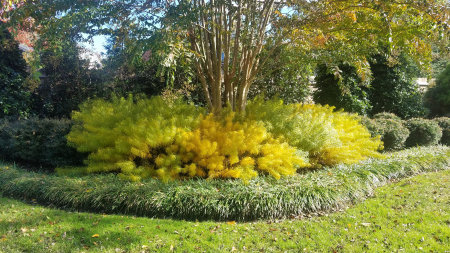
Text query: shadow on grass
0 200 165 252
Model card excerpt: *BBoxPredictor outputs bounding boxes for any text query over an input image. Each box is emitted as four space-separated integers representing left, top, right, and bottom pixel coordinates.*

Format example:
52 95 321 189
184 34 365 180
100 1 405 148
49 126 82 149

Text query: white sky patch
78 34 109 68
78 34 108 54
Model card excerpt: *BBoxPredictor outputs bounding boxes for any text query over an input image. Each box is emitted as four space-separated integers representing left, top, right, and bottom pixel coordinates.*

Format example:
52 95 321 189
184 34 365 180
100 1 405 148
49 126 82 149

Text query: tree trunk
188 0 277 114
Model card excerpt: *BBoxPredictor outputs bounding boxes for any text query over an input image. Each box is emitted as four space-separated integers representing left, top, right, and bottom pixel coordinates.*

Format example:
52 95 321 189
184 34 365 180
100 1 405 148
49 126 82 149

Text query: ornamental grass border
0 146 448 221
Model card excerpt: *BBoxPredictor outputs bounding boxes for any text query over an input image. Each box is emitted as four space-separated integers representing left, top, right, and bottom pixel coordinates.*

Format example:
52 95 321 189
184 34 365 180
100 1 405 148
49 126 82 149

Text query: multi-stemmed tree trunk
186 0 280 112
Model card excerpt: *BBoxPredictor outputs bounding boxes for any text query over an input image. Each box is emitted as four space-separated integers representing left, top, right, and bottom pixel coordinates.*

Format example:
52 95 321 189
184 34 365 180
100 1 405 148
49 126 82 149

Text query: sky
79 34 108 54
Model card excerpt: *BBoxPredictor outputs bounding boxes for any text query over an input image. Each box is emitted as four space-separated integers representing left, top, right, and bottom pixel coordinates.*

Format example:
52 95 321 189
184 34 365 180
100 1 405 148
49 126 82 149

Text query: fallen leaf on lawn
269 228 278 232
361 223 371 227
227 221 236 225
92 234 100 238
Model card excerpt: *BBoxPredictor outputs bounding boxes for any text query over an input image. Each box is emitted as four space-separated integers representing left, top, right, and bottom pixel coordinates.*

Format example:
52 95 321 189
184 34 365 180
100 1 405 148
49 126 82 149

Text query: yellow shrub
245 99 382 168
65 96 381 181
175 113 309 181
65 96 203 181
245 98 340 153
295 104 383 167
65 96 308 181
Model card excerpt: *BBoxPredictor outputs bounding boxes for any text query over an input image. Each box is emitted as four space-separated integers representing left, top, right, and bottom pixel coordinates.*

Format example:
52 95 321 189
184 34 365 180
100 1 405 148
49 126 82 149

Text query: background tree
0 28 30 118
99 35 206 105
30 39 102 118
369 54 427 119
425 64 450 117
248 43 312 104
314 63 372 115
314 53 428 118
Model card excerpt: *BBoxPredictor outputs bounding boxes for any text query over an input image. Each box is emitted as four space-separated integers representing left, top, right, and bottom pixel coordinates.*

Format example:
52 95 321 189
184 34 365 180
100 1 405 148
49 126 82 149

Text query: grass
0 170 449 252
0 146 449 221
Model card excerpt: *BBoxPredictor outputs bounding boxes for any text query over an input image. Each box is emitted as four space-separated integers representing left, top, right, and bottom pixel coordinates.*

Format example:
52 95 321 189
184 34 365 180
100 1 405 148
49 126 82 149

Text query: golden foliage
295 104 383 167
246 98 382 168
64 97 308 181
175 113 309 181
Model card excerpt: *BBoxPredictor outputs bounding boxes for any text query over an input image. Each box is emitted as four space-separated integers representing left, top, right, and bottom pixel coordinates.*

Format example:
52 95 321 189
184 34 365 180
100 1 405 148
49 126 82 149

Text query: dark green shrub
405 118 442 147
0 118 85 170
373 112 402 121
360 114 409 151
372 118 410 151
359 116 377 135
434 117 450 145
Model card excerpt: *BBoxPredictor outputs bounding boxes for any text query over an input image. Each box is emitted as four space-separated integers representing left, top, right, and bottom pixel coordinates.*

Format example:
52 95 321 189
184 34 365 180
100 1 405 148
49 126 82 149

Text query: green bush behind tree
314 54 428 119
425 64 450 117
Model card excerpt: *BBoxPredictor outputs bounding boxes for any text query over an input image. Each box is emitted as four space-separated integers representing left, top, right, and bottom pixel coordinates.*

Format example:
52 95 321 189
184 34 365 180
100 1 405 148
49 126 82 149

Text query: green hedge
0 118 85 170
0 146 448 221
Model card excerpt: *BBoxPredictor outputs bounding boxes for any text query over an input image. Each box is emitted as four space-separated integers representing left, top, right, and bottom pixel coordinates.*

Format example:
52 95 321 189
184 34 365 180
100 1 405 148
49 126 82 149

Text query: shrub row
0 118 85 170
0 146 448 221
361 113 448 151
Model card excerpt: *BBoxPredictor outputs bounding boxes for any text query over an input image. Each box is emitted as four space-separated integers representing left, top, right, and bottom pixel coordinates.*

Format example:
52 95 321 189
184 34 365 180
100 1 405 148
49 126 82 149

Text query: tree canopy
2 0 449 112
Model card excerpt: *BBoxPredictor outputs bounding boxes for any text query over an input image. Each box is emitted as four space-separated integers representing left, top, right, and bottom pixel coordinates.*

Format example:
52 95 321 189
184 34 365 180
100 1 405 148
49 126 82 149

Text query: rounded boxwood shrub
360 116 408 151
373 112 402 121
372 118 410 151
359 116 377 136
405 118 442 147
434 117 450 145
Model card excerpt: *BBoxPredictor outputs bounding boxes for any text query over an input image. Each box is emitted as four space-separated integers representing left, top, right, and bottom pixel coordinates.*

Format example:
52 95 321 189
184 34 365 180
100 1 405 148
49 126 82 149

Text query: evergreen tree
0 28 30 118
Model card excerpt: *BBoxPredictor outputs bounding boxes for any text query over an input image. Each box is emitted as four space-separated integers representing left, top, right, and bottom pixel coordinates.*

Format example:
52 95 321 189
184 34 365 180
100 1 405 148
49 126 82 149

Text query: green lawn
1 170 449 253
